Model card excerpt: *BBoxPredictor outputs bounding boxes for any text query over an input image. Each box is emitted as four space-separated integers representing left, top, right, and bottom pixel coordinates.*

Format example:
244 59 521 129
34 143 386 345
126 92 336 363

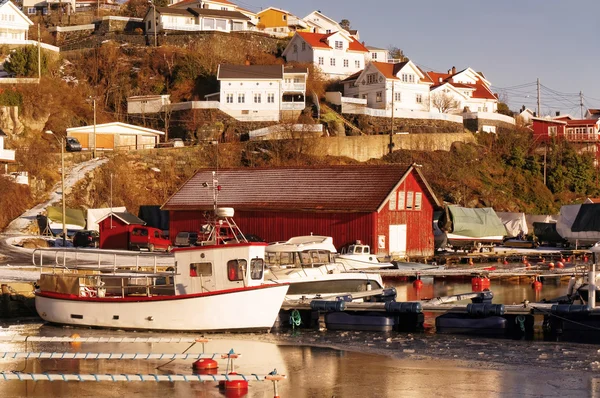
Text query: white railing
0 39 60 52
287 16 307 28
249 123 323 139
463 111 516 125
338 99 464 123
0 149 15 162
101 16 143 22
281 102 305 110
282 83 306 92
48 24 95 33
341 97 367 105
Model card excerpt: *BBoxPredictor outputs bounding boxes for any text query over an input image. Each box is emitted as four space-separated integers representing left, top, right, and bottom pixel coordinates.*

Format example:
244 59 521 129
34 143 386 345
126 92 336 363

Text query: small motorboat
337 241 395 270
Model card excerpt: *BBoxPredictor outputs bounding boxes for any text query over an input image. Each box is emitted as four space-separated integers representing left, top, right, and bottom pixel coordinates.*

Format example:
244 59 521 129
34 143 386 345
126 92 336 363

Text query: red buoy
557 261 565 269
532 279 542 290
413 279 423 289
503 259 509 265
472 276 489 291
219 372 249 391
548 262 555 269
193 358 218 371
584 256 589 263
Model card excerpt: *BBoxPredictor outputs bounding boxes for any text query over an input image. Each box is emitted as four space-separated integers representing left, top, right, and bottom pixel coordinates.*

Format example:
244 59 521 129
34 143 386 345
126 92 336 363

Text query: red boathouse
162 164 441 258
98 212 146 250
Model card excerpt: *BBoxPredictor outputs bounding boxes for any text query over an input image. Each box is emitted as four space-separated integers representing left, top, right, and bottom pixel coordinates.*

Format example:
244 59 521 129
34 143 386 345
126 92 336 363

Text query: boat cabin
265 235 338 269
340 241 371 256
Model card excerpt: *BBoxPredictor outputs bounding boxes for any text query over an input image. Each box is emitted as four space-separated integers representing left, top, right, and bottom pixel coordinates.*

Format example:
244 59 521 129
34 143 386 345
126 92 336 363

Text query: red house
531 117 567 143
98 212 146 250
162 164 441 259
532 117 600 143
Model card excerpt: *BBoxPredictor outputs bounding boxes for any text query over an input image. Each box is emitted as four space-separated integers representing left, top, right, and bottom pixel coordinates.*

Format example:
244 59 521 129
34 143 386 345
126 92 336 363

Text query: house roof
195 8 249 19
66 122 165 135
371 61 409 80
425 70 496 100
588 109 600 115
155 6 199 16
162 164 441 212
284 66 308 74
97 212 146 226
218 64 283 79
366 46 386 51
531 117 567 125
171 0 235 7
566 119 599 127
295 31 368 52
341 70 362 82
257 6 291 15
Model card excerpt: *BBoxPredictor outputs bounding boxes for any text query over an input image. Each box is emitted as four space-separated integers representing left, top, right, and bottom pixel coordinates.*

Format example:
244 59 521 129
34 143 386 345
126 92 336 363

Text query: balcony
281 102 305 111
282 83 306 92
564 133 599 142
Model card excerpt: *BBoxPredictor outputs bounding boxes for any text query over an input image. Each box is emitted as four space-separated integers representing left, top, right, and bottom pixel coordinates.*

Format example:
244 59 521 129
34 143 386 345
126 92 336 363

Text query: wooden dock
349 265 588 278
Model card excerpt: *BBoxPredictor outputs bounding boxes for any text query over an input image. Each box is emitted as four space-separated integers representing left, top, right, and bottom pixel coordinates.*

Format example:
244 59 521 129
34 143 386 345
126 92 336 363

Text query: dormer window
334 41 343 50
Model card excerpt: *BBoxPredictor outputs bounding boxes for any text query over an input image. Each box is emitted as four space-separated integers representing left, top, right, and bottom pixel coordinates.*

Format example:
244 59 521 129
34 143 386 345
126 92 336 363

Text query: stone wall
463 117 516 133
309 133 475 162
345 114 466 135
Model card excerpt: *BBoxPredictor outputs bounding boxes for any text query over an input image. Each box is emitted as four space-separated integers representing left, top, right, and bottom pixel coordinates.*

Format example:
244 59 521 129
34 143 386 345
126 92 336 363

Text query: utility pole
388 83 395 154
93 98 97 158
536 78 541 118
580 91 584 119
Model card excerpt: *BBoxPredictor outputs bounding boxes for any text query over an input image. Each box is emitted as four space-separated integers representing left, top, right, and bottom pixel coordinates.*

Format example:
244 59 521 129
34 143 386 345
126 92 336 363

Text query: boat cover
496 212 528 237
533 222 564 243
556 204 600 244
525 214 558 231
47 206 86 230
572 204 600 232
138 205 170 231
87 207 126 232
445 206 507 238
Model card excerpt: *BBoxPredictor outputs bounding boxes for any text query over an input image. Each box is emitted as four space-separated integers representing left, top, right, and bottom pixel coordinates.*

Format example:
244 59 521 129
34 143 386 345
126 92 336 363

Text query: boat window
227 259 246 281
250 258 264 280
190 262 212 277
363 246 370 254
300 251 312 265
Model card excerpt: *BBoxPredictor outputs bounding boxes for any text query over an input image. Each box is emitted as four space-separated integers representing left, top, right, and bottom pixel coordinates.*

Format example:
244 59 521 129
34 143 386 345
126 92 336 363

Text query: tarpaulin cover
446 206 507 238
138 205 170 231
572 204 600 232
525 214 558 232
47 206 86 229
556 204 600 245
496 212 528 237
533 222 564 243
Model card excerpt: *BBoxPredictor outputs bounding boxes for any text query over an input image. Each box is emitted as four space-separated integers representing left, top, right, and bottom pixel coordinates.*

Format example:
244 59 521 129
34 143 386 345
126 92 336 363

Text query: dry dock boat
34 208 289 332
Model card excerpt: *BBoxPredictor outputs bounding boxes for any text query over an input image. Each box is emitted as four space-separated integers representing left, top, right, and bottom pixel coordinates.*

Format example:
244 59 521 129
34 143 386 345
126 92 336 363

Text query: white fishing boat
337 241 395 270
264 235 384 300
35 174 289 332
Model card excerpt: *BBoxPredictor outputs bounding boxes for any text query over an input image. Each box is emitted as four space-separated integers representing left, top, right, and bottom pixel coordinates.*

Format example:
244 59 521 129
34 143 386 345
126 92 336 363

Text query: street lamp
148 0 157 47
45 130 67 248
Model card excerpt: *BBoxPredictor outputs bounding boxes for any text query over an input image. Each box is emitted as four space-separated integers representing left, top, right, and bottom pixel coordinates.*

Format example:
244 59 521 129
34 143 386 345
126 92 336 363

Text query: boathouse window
415 192 422 210
389 191 397 210
250 259 264 280
397 191 405 210
227 259 247 281
190 262 212 277
406 191 414 209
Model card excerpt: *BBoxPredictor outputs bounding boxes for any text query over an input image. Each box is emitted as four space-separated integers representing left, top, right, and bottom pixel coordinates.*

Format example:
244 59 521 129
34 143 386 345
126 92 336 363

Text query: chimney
438 77 442 83
555 111 560 117
447 69 451 74
451 66 456 74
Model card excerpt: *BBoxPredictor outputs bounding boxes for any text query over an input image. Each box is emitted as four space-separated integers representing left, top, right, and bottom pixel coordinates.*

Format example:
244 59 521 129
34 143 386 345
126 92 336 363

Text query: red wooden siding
170 210 376 252
376 171 434 258
99 216 129 250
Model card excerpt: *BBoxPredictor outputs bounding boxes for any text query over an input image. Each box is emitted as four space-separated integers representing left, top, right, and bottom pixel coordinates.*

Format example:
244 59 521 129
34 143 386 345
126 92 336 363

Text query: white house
0 129 15 164
342 60 433 112
0 0 33 42
303 10 358 39
585 109 600 120
127 95 171 114
425 67 498 114
366 46 388 63
67 122 164 151
168 0 235 9
21 0 75 16
216 64 308 121
282 31 369 79
144 5 251 34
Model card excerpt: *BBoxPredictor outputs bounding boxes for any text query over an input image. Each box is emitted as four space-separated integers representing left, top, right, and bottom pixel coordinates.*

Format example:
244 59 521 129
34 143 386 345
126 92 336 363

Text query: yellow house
257 7 308 37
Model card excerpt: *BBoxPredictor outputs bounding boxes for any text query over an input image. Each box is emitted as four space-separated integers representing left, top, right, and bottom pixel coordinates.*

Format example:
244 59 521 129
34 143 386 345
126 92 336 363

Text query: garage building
66 122 164 151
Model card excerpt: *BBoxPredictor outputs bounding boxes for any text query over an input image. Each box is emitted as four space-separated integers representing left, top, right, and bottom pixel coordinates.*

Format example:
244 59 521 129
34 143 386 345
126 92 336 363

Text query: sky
240 0 600 117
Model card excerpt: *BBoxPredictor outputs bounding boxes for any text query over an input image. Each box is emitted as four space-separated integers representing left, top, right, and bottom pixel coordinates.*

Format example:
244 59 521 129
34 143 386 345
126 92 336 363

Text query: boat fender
466 303 505 317
384 301 422 314
310 300 346 312
380 288 397 301
550 304 591 315
567 276 577 297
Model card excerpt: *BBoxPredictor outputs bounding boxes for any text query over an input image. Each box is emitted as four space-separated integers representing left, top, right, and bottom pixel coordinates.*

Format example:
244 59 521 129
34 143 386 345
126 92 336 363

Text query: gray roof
157 6 249 20
218 64 283 80
284 66 308 74
156 7 199 16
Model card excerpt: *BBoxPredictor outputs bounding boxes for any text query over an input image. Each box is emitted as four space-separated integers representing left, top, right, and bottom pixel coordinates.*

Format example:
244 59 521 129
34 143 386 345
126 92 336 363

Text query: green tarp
446 205 507 238
47 206 86 229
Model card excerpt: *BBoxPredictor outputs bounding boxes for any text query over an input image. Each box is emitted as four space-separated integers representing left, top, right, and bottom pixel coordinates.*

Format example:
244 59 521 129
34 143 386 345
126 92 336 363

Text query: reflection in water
0 279 590 397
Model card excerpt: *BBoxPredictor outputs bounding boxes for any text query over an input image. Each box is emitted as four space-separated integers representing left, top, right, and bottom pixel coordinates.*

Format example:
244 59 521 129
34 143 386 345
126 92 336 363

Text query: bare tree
430 92 461 113
388 46 407 62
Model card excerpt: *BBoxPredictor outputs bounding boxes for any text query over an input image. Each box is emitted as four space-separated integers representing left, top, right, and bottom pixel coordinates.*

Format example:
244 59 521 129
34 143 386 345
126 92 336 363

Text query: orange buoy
193 358 218 373
413 279 423 289
219 372 249 391
70 333 81 348
468 258 474 266
532 278 542 290
548 262 555 269
557 261 565 269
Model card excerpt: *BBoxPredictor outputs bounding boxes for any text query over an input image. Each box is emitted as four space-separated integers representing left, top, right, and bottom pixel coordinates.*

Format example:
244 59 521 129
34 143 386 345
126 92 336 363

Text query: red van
129 226 172 252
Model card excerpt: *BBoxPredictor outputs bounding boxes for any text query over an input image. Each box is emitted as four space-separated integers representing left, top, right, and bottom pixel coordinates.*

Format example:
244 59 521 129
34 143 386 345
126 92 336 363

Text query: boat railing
32 248 174 275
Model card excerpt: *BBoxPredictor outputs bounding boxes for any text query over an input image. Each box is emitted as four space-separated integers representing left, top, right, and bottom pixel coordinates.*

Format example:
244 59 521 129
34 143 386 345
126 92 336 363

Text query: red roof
425 70 495 100
162 165 440 212
296 32 368 52
566 119 599 126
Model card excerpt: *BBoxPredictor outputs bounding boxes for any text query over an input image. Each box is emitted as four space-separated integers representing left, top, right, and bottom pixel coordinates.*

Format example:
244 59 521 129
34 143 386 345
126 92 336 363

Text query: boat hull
267 272 383 300
35 284 289 332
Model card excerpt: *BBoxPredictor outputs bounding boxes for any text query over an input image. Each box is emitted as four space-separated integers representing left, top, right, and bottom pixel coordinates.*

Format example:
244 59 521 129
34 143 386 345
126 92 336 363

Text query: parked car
73 230 99 248
65 137 82 152
129 226 172 252
175 231 199 247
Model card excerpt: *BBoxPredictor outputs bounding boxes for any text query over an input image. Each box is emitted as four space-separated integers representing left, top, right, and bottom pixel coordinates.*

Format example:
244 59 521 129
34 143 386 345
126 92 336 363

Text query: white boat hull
336 256 394 270
35 284 289 332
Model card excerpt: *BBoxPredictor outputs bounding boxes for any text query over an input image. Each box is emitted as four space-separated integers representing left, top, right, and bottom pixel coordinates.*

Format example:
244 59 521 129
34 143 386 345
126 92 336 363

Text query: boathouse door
389 224 407 257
